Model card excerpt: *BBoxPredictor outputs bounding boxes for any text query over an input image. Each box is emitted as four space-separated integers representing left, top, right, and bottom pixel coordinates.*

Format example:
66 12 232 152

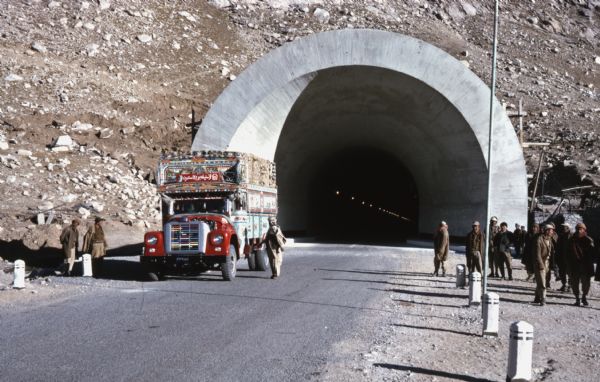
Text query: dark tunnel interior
305 147 419 243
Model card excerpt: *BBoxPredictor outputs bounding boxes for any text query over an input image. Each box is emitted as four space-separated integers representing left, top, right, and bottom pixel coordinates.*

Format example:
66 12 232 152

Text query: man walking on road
534 224 555 306
83 216 108 276
494 222 514 280
60 218 80 276
433 221 449 277
568 223 595 306
262 217 286 279
465 221 484 275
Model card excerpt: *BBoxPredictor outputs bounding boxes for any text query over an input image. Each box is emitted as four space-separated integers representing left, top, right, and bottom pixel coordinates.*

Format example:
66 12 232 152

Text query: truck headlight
146 236 158 245
211 234 224 245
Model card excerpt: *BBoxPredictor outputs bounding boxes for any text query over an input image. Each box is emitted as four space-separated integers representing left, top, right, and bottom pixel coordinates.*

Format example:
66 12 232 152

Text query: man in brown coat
568 223 595 306
465 221 484 275
262 216 286 279
83 216 108 275
60 218 80 276
534 223 555 306
433 221 449 277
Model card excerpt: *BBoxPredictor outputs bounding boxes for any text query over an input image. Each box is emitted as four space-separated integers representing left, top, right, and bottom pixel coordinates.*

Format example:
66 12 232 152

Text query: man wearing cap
488 216 500 278
568 223 595 306
433 221 449 277
534 223 555 305
466 221 484 275
83 216 108 276
555 223 572 292
60 218 80 276
493 222 514 280
261 216 286 279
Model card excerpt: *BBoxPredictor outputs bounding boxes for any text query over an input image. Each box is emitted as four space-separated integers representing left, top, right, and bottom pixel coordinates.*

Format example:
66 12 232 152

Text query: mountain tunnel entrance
192 29 528 236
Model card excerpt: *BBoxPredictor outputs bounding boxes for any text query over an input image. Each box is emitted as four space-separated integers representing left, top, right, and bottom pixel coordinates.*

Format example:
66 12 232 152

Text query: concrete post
456 264 466 288
482 292 499 336
469 271 481 305
13 260 25 289
82 254 93 277
507 321 534 382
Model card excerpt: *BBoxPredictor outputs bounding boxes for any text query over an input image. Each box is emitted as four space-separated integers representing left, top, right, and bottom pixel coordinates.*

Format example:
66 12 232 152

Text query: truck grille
165 221 209 255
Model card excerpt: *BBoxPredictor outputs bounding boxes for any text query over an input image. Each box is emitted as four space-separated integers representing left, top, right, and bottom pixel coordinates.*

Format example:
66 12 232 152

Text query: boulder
137 34 153 43
52 135 73 147
313 8 330 23
31 42 47 53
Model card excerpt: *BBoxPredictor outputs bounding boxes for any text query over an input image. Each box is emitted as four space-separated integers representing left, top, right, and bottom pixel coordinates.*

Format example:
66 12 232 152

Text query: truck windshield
175 199 229 215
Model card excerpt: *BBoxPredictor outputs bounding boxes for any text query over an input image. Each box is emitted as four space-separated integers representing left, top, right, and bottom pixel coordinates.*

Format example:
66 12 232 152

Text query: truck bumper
140 255 227 271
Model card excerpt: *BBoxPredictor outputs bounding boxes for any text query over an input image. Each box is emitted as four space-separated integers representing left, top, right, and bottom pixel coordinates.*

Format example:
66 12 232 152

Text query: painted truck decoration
141 151 277 281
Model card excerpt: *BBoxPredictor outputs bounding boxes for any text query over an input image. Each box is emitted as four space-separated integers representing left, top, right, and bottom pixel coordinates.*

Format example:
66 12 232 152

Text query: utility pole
483 0 500 295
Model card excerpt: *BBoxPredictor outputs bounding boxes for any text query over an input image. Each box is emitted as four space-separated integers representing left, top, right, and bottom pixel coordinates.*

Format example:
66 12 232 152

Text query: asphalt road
1 243 407 382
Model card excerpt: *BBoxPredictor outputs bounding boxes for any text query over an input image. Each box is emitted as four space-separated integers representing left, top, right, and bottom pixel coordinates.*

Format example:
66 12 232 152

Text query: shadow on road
392 323 480 337
373 364 495 382
0 239 62 267
383 288 468 300
317 268 432 277
392 298 466 309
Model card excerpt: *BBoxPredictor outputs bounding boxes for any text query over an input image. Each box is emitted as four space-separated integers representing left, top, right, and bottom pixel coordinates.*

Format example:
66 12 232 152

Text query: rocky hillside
0 0 599 248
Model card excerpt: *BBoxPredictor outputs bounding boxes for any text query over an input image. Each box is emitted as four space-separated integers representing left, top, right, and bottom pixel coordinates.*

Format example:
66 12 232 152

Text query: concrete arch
193 29 527 234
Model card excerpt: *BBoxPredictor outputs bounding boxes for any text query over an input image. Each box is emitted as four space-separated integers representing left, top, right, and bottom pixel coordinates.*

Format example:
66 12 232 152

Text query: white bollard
456 264 466 288
507 321 534 382
482 292 499 336
82 253 93 277
469 271 481 305
13 260 26 289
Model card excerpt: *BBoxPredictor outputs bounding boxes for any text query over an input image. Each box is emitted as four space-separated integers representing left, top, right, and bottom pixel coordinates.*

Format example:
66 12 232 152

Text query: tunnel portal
192 29 528 236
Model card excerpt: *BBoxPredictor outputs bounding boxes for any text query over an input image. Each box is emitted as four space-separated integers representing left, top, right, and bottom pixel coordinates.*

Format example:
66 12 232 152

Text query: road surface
1 243 411 382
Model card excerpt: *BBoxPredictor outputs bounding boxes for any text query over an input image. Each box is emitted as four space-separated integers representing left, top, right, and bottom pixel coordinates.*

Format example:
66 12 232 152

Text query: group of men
434 217 599 307
59 216 108 276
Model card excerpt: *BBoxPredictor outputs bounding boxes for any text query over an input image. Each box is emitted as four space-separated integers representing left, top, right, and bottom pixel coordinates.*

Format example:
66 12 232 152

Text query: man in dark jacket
522 224 539 281
513 224 524 258
466 221 485 275
494 222 514 280
555 223 572 292
568 223 595 306
60 218 80 276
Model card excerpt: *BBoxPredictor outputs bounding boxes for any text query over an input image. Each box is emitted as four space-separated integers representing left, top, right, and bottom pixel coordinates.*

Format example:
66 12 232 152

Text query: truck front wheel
221 244 237 281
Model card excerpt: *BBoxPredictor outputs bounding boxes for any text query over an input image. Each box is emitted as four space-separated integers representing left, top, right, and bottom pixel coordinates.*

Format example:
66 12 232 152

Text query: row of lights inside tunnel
334 190 412 221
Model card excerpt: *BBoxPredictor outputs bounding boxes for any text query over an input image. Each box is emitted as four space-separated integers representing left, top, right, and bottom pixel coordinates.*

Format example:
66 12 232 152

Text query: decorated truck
141 151 277 281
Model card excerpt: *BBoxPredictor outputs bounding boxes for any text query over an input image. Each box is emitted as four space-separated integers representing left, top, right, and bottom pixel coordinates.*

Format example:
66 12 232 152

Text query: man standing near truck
263 217 286 279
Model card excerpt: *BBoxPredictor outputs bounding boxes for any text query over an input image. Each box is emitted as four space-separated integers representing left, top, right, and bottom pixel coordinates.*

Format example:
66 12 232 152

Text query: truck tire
147 272 160 281
248 250 257 271
221 244 237 281
256 248 270 272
